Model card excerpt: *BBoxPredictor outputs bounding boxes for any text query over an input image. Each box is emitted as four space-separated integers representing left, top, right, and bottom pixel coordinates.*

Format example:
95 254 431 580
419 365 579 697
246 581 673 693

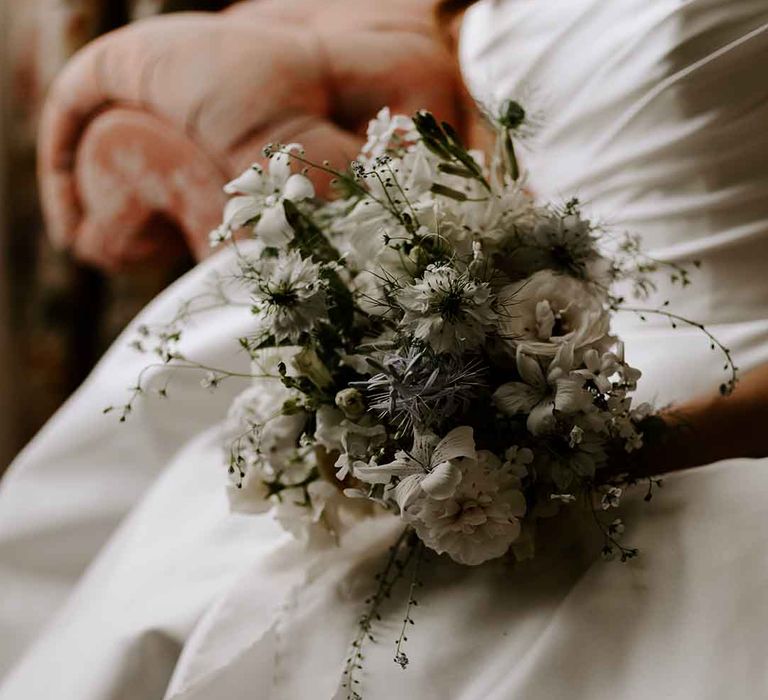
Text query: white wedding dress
2 1 768 698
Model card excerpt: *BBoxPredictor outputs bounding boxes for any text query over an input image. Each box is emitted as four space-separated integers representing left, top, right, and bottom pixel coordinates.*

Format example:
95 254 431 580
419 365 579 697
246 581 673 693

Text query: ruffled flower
404 450 527 566
497 269 610 358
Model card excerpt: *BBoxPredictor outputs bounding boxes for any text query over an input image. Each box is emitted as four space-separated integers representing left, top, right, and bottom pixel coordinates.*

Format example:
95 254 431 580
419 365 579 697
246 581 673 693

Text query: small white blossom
333 420 387 481
493 344 592 435
359 107 419 163
601 486 623 510
569 425 584 448
216 146 315 246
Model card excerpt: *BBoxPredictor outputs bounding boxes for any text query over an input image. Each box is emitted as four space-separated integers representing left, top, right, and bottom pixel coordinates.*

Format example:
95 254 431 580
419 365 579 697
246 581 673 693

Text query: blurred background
0 0 236 469
0 0 460 473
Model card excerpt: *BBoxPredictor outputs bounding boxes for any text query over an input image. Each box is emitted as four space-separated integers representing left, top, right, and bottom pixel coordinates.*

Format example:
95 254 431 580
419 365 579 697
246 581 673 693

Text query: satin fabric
3 1 768 697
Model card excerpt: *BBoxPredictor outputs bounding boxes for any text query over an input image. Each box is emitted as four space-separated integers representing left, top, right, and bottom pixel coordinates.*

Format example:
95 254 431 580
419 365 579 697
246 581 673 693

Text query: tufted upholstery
38 0 461 270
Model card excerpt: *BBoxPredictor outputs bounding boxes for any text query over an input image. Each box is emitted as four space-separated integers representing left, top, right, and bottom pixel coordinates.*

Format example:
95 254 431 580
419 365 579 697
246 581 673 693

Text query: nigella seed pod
501 99 526 130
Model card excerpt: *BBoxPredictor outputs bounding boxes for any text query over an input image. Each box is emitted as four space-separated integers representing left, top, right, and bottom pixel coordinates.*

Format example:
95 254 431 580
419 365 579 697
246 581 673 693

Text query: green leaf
283 200 340 263
437 162 476 178
430 183 468 201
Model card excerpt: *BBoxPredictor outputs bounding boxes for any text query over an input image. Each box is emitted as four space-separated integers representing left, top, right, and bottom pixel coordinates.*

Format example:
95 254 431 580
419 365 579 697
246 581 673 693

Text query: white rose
497 270 610 358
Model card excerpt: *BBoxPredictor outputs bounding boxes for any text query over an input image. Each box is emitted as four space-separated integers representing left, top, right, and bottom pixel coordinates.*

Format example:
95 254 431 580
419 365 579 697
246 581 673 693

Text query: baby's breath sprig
606 229 702 299
104 361 276 423
339 527 418 700
616 304 738 395
586 487 639 563
393 539 424 670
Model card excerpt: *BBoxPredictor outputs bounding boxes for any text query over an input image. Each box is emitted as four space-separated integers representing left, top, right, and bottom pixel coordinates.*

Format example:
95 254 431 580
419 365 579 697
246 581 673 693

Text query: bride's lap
0 425 287 699
90 455 768 700
3 423 766 700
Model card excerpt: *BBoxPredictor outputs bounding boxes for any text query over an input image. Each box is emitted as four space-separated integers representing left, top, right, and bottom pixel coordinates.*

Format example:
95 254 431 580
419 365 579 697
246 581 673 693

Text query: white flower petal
223 196 262 230
527 400 556 435
493 382 542 415
355 456 421 485
283 173 315 201
553 377 587 413
392 474 424 511
255 205 291 245
224 165 265 195
421 461 463 500
269 143 302 184
516 350 546 388
431 426 476 466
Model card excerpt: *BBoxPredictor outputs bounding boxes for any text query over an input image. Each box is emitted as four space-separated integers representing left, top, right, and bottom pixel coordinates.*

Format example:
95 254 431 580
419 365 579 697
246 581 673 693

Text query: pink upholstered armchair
38 0 462 270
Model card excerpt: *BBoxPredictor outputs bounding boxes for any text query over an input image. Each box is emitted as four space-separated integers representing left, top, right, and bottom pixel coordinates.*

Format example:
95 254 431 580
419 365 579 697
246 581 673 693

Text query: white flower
334 420 387 481
510 208 612 285
569 425 584 448
224 380 309 513
355 426 476 509
276 480 374 545
360 108 419 163
456 182 536 253
497 270 610 358
576 348 622 393
397 265 497 354
493 344 592 435
214 146 315 245
502 445 534 478
251 251 327 342
601 486 623 510
404 450 527 566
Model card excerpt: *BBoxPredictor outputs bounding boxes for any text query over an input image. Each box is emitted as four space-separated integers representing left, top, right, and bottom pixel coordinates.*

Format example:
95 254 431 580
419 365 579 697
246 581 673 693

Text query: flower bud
291 347 333 389
335 388 366 419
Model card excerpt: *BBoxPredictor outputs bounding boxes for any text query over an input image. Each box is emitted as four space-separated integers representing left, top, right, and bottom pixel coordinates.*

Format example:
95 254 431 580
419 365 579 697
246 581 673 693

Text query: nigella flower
396 265 498 354
210 145 315 246
361 347 487 433
504 205 611 283
250 251 328 342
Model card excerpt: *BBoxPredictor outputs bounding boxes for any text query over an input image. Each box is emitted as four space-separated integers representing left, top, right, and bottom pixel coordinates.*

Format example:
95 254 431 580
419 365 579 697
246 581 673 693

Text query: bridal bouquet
115 103 735 693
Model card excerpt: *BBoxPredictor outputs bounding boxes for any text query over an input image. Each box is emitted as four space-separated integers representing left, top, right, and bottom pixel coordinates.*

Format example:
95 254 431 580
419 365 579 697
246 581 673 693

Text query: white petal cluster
405 451 527 566
210 145 315 247
355 427 526 566
250 251 327 342
497 270 610 358
396 265 497 354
